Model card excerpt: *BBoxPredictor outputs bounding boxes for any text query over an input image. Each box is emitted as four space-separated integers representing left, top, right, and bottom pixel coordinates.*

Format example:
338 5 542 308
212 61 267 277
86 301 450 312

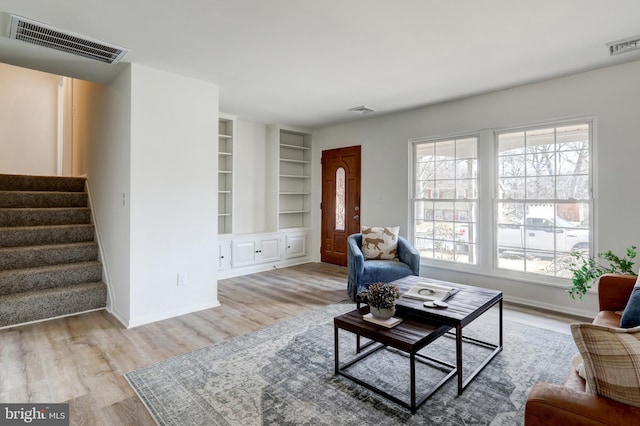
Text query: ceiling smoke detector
8 14 128 64
348 105 376 114
606 35 640 56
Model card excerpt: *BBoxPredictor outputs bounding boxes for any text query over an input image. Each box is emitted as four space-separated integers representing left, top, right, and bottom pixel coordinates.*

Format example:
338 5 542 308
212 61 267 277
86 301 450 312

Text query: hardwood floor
0 262 582 425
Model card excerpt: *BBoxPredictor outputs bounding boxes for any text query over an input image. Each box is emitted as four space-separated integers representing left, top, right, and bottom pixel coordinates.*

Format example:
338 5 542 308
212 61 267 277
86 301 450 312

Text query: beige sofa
524 274 640 426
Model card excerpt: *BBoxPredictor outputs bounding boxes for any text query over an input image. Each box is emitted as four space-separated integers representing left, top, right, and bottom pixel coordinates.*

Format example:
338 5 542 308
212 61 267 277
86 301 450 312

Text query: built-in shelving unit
218 117 233 234
278 129 312 229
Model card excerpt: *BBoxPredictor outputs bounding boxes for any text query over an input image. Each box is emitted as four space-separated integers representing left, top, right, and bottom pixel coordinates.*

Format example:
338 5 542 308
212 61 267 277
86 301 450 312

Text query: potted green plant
567 246 637 300
360 282 400 319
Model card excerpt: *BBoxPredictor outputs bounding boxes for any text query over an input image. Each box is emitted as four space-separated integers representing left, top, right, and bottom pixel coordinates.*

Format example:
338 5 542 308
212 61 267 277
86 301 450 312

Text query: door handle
354 215 359 221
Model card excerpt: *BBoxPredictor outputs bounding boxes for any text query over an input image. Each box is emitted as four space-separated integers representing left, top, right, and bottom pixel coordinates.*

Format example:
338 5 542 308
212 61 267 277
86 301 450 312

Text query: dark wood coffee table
334 276 502 412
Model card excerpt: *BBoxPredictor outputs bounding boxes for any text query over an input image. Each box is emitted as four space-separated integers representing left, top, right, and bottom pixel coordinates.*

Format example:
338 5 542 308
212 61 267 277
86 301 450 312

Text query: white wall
128 64 219 327
233 119 268 234
81 64 220 327
0 62 59 175
82 70 132 324
313 60 640 318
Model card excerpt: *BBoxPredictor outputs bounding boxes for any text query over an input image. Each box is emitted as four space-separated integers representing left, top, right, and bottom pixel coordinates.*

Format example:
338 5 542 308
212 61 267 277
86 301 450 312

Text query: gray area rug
125 302 576 425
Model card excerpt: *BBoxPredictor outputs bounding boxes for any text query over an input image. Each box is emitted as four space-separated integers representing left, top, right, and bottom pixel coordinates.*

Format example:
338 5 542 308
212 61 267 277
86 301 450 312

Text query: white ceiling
1 0 639 129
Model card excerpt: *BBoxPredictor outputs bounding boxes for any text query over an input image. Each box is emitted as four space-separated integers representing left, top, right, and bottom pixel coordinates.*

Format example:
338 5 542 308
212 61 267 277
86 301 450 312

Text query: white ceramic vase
370 305 395 320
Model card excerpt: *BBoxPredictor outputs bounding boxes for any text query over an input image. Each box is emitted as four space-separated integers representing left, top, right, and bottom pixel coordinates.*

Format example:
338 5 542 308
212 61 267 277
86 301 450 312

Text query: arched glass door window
335 167 346 231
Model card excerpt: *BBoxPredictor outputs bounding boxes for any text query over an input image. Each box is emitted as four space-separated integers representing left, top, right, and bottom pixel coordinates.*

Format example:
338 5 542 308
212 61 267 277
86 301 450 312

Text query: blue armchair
347 233 420 301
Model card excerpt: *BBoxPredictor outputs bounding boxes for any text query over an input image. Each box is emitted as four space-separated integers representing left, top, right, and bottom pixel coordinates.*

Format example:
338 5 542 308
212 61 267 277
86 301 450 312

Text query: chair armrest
397 236 420 276
347 235 364 275
525 383 640 426
598 274 637 312
347 234 365 300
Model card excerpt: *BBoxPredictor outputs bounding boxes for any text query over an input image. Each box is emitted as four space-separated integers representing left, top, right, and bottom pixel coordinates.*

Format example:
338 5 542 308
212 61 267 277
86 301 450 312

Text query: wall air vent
348 105 376 114
606 35 640 56
8 14 128 64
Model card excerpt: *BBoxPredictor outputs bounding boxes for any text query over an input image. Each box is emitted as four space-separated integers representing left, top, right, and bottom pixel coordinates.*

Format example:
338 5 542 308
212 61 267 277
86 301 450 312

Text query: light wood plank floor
0 262 585 425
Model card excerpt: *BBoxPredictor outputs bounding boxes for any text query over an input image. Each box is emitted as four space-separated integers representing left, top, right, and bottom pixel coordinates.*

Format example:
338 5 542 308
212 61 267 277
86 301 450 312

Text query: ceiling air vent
8 14 128 64
348 105 376 114
606 35 640 56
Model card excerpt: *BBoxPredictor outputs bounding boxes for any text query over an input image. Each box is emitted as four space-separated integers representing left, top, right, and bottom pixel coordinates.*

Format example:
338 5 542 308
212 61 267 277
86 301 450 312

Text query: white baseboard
125 299 221 328
107 306 130 328
503 294 595 319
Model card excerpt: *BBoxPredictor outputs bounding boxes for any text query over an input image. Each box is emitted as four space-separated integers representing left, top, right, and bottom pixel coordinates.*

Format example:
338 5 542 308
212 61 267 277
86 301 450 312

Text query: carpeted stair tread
0 207 91 227
0 242 99 271
0 174 86 192
0 281 107 328
0 190 88 208
0 173 107 328
0 224 95 247
0 261 102 296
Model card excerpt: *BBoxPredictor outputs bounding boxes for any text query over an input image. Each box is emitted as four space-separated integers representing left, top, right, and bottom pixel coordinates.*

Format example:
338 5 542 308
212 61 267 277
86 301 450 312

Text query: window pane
457 138 477 159
557 149 589 175
557 175 589 199
525 151 555 177
498 131 525 154
499 155 526 178
435 160 456 179
525 176 555 199
335 167 345 231
499 177 525 199
456 158 477 179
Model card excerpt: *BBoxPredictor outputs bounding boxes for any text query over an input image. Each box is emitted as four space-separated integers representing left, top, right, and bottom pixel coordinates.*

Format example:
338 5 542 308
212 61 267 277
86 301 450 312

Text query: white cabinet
232 236 281 268
285 232 307 259
218 231 312 279
218 116 234 235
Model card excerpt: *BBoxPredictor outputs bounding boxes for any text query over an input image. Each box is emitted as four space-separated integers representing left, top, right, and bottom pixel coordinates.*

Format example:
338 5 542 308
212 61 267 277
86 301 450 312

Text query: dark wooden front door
321 146 361 266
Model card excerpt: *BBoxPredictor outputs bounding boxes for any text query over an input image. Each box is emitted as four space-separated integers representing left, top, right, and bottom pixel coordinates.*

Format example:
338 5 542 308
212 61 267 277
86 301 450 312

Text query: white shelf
280 143 310 150
277 129 312 230
280 174 310 179
218 117 234 234
280 158 311 164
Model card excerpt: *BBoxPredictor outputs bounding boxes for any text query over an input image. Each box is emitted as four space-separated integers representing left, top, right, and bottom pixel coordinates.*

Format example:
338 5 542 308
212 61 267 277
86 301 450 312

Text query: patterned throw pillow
361 226 399 260
571 323 640 408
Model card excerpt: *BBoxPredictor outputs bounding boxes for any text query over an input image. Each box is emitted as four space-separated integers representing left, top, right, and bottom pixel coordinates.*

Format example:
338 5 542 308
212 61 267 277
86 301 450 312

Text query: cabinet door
218 239 232 271
232 240 258 267
285 233 306 258
259 237 281 263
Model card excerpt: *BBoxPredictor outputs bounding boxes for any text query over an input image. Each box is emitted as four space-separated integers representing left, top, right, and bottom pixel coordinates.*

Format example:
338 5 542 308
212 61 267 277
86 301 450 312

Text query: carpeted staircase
0 174 107 328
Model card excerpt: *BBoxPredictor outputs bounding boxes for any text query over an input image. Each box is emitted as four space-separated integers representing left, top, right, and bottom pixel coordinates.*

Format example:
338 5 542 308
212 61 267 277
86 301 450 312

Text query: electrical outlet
177 272 187 286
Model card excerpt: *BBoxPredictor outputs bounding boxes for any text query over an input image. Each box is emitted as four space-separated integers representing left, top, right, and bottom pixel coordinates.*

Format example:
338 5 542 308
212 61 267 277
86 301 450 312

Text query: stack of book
401 281 459 302
362 313 403 328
